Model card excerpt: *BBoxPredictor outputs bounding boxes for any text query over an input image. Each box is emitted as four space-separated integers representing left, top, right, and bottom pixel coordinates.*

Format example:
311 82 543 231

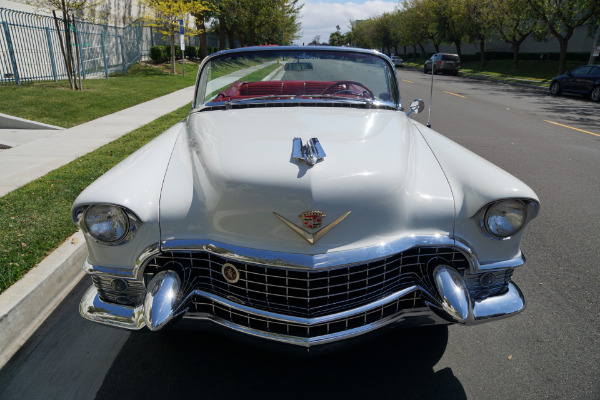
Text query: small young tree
28 0 101 89
140 0 209 74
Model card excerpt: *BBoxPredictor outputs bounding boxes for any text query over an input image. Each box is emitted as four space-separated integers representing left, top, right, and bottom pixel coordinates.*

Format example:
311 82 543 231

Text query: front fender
72 121 186 271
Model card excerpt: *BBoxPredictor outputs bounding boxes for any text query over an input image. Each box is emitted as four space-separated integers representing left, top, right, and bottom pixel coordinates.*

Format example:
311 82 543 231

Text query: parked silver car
391 56 404 67
424 53 460 75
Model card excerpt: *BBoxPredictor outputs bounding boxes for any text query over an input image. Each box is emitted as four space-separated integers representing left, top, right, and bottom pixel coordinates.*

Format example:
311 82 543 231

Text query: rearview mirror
406 99 424 116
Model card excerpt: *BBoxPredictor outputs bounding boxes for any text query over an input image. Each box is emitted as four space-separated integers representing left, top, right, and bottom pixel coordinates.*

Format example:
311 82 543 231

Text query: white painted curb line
0 231 87 368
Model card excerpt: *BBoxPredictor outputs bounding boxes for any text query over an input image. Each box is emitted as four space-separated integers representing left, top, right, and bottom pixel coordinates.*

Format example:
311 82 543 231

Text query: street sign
593 45 599 57
179 19 185 51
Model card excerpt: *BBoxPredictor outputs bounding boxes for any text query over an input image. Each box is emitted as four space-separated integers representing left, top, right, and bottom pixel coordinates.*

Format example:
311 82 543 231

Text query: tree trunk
403 45 407 59
170 32 175 74
434 42 440 53
512 42 520 71
413 44 417 59
219 16 227 50
558 37 568 73
418 43 426 58
479 37 486 69
194 12 208 59
228 27 236 49
454 41 462 58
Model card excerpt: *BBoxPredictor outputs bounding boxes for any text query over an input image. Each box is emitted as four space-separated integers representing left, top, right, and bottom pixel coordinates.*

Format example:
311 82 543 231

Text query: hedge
149 45 231 63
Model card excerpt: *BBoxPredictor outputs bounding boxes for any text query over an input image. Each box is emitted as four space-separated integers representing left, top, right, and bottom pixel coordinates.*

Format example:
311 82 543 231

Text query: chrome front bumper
80 276 526 347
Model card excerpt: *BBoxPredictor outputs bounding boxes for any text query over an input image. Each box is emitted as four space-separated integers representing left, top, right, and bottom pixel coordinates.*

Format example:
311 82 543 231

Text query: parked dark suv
424 53 460 75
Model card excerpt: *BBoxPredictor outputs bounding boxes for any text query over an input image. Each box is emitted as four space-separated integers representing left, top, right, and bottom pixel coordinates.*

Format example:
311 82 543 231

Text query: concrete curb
0 113 64 130
0 231 87 369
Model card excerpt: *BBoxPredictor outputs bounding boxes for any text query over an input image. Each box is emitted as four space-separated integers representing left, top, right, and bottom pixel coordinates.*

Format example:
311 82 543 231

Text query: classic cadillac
73 47 539 346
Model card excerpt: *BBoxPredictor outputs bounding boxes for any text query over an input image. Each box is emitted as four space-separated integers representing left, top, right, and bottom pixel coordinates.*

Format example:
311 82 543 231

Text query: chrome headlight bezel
74 204 142 246
473 199 539 241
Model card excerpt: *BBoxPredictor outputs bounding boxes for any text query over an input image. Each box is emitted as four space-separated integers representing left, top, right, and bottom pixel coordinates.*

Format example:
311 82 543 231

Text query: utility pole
589 22 600 65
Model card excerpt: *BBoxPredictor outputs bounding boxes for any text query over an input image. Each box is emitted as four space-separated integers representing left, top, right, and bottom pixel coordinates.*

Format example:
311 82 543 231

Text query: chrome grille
145 247 470 318
465 269 514 300
92 276 145 306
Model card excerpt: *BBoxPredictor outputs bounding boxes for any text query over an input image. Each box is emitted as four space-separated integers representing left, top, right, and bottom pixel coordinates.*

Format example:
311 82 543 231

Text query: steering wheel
321 80 374 99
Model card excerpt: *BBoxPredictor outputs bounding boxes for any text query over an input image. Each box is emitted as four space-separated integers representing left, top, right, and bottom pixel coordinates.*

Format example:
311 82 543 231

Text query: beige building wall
3 0 146 27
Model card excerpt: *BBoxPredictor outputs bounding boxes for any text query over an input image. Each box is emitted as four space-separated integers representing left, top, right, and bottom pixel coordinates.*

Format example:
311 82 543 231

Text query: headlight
484 200 526 238
84 205 130 243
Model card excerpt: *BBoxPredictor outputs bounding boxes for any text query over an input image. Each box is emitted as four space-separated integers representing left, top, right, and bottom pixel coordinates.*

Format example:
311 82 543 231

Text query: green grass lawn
0 61 199 128
403 58 589 86
0 61 286 295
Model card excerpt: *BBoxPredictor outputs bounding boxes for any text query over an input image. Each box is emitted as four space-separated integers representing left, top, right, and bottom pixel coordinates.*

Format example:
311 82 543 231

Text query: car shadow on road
95 321 466 400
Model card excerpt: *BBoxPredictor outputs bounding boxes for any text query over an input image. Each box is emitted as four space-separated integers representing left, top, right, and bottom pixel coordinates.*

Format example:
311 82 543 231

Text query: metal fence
0 7 143 85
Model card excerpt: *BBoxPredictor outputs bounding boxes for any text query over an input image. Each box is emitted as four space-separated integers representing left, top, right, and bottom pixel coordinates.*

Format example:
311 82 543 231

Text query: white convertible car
73 47 539 346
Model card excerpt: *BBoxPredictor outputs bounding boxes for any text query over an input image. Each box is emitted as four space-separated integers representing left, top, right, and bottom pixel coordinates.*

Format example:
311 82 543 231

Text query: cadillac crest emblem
300 211 325 230
273 210 351 245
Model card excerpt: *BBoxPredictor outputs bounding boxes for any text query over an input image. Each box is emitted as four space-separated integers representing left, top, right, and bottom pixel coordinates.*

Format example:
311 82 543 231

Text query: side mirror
406 99 424 116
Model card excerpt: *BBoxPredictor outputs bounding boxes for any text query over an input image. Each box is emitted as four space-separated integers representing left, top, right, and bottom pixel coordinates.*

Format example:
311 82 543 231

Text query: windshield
194 48 400 109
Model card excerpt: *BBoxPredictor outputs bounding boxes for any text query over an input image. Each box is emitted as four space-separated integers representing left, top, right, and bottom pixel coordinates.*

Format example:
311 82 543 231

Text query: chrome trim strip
83 236 525 281
160 236 475 271
178 286 420 326
478 252 526 271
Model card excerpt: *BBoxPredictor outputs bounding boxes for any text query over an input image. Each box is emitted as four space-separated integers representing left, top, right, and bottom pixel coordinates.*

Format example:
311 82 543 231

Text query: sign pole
589 22 600 65
179 20 185 77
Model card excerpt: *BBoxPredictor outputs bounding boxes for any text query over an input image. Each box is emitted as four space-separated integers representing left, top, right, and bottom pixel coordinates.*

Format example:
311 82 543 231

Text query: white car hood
159 107 455 255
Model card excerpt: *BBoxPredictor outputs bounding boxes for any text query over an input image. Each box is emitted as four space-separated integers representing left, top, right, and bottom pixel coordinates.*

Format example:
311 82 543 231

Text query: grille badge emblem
222 263 240 284
274 211 351 245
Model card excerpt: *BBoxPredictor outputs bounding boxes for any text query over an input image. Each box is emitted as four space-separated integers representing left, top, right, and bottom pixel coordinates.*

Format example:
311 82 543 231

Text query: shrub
165 45 183 60
150 45 167 63
185 46 199 59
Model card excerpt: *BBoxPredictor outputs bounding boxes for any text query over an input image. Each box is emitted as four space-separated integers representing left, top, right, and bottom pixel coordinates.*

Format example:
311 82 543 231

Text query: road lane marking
402 79 414 83
544 120 600 137
444 91 467 98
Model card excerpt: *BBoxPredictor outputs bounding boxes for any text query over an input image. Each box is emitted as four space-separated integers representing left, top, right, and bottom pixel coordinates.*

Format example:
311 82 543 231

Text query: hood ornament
292 137 326 166
274 210 350 245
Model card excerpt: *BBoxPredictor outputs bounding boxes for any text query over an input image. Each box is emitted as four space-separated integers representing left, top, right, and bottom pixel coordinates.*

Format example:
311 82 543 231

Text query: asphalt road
1 69 599 400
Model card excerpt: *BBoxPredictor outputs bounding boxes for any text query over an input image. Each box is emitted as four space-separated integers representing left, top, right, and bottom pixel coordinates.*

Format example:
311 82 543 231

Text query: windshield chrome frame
192 46 402 111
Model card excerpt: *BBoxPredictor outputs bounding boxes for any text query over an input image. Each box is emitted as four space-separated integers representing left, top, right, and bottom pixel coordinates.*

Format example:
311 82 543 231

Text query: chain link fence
0 7 144 85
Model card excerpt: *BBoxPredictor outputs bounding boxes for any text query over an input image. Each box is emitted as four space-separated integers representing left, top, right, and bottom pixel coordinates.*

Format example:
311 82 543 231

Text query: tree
489 0 538 70
329 25 344 46
463 0 496 69
211 0 301 47
400 5 429 58
140 0 209 73
529 0 600 73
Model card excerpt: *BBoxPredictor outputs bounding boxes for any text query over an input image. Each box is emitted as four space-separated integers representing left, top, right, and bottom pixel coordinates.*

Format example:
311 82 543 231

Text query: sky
296 0 398 46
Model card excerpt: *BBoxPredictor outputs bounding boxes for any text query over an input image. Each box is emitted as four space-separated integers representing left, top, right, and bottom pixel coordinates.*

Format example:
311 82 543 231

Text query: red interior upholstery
215 80 340 101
